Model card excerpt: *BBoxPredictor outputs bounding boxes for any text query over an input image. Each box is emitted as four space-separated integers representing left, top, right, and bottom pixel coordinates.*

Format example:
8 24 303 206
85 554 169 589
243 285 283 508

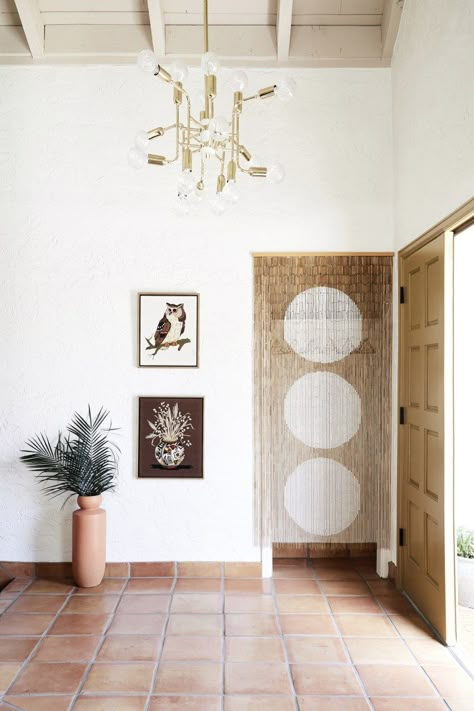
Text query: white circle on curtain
284 286 362 363
284 457 360 535
284 372 361 449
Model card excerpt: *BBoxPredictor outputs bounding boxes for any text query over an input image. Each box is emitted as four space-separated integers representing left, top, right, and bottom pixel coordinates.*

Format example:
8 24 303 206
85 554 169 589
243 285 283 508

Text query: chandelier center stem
203 0 209 53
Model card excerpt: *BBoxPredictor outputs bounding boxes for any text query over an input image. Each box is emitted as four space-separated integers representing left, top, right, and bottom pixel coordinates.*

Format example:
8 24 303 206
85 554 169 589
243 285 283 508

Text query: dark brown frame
138 397 204 479
138 293 200 368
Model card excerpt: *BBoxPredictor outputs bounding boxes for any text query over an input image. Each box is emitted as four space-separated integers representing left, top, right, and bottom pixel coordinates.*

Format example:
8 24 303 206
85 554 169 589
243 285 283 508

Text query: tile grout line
2 579 77 703
271 571 300 711
221 561 225 711
67 576 128 710
310 562 376 711
144 569 178 711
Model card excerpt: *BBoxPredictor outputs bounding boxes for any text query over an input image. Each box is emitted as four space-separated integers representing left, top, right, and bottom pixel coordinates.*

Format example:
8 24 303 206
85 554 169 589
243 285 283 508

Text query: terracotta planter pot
72 495 106 588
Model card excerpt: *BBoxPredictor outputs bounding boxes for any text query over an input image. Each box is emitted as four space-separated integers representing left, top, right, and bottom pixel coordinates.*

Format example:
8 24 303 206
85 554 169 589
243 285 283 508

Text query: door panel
399 232 455 644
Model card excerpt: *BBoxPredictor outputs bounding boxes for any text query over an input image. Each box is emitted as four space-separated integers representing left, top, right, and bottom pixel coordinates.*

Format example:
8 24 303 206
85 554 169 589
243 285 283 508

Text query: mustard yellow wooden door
399 232 455 644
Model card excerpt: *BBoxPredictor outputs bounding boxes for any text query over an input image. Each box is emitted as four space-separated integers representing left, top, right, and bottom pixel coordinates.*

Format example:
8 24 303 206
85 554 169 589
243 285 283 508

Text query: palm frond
20 406 120 504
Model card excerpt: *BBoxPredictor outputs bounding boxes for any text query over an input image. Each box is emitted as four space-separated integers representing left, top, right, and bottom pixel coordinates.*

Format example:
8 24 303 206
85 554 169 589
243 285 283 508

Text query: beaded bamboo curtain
254 255 393 549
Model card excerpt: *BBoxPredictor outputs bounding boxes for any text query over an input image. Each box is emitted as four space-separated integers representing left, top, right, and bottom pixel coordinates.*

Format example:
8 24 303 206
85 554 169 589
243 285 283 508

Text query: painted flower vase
155 439 185 468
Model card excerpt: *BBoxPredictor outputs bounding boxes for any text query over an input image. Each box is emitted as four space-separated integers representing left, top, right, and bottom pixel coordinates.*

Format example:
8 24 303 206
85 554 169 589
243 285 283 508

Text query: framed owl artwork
138 293 199 367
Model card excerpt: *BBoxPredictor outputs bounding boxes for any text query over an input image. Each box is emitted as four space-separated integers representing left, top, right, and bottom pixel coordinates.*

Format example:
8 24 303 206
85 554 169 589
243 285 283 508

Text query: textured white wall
0 66 393 562
392 0 474 248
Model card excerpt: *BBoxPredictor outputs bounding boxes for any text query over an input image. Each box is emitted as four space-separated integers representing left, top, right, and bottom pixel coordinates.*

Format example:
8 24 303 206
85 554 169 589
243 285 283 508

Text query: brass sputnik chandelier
128 0 295 215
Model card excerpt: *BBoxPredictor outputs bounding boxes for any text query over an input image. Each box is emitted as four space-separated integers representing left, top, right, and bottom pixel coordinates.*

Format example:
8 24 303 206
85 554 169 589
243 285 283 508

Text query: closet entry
254 254 393 570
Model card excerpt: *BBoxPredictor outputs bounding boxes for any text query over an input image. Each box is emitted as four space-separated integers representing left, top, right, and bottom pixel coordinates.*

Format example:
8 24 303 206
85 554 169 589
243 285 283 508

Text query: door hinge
399 406 406 425
400 286 406 304
399 528 405 547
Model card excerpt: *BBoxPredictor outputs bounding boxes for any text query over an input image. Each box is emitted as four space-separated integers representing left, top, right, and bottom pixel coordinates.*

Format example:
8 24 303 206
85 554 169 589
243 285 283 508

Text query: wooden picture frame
138 397 204 479
138 293 199 368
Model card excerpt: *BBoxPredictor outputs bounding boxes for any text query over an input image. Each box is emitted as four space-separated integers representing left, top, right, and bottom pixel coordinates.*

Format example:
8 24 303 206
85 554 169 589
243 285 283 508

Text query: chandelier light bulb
209 116 229 142
200 51 220 75
267 162 286 184
223 181 239 204
170 60 189 83
209 194 229 216
274 76 296 103
230 70 248 92
174 196 191 217
128 147 147 169
134 130 149 152
137 49 157 74
177 173 196 199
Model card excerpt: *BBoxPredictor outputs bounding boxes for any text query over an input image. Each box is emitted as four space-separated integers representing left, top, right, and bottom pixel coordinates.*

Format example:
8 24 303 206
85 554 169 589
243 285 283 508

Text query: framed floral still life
138 397 204 478
138 293 199 367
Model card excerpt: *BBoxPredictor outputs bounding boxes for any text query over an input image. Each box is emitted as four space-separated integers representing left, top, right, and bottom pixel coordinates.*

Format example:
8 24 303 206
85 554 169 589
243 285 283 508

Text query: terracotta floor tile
406 638 457 665
108 613 166 635
83 661 154 692
154 661 222 694
328 596 382 614
280 614 337 636
443 698 474 710
0 637 39 662
344 637 416 664
49 613 111 635
8 661 86 694
291 663 362 695
225 661 292 694
274 579 320 594
170 593 223 614
422 664 474 697
175 578 222 593
63 594 119 614
225 636 285 662
273 567 316 579
34 635 100 661
4 696 73 711
356 664 436 696
285 636 348 663
277 595 329 614
224 696 296 710
150 696 221 711
375 593 415 615
225 614 279 636
8 595 67 614
225 594 275 614
224 563 262 578
125 578 174 594
0 663 21 692
225 578 272 594
97 634 161 661
117 594 170 614
370 700 446 711
1 578 33 593
104 563 129 577
390 615 435 639
298 699 370 710
0 614 54 636
161 635 222 661
74 697 146 711
367 580 397 596
312 568 362 581
319 580 371 596
74 579 127 595
25 579 74 594
167 613 223 636
336 615 397 638
177 562 222 578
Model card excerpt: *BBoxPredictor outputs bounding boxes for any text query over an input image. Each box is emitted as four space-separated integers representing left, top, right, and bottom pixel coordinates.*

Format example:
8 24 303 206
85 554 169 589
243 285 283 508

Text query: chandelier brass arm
128 0 295 215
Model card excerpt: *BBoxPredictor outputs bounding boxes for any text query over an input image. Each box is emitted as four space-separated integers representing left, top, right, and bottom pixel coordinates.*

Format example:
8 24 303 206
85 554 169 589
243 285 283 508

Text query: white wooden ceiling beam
13 0 44 57
381 0 403 58
147 0 165 57
276 0 293 62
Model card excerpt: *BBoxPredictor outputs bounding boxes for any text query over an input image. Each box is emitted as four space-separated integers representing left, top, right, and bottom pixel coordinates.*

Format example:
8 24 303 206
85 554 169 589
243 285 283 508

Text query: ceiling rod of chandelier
128 0 296 215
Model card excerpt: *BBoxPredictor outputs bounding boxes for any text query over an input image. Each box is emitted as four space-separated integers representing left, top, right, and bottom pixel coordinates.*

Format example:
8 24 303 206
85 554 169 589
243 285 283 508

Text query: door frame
397 197 474 645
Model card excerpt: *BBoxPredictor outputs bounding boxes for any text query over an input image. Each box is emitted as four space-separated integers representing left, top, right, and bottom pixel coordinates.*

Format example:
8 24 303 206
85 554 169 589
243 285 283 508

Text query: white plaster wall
392 0 474 249
0 65 393 562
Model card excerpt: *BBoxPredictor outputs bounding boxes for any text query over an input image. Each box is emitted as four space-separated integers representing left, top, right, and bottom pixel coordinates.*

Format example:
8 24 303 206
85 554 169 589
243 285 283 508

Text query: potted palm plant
20 407 119 588
457 527 474 609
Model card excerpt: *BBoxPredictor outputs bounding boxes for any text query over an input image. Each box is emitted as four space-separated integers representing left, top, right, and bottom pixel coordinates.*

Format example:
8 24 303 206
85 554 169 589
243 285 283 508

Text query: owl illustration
153 303 187 349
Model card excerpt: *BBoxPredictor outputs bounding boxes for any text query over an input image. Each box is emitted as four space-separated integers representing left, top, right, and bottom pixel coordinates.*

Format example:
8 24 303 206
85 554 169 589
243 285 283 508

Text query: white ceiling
0 0 404 66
